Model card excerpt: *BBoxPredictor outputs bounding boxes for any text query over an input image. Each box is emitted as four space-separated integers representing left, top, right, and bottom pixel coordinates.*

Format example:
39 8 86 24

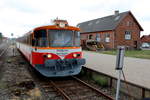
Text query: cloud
0 0 149 37
2 0 40 13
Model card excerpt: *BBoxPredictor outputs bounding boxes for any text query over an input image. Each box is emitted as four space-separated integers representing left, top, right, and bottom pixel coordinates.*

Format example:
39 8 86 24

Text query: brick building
78 11 143 49
140 35 150 47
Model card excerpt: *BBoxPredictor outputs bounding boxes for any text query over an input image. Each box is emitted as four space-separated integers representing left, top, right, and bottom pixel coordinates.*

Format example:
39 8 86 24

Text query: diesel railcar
17 20 85 77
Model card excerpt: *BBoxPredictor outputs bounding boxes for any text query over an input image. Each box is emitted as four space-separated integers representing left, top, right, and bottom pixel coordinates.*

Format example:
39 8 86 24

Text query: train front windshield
34 29 80 47
48 30 80 47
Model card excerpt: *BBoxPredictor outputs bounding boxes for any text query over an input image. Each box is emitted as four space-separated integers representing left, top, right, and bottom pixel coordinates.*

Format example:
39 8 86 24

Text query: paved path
83 51 150 89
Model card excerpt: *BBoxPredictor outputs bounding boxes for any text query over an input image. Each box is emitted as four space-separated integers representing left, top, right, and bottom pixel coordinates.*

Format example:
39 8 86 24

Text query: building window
96 33 100 41
127 21 130 26
125 31 131 40
105 33 110 42
127 21 132 26
88 34 93 39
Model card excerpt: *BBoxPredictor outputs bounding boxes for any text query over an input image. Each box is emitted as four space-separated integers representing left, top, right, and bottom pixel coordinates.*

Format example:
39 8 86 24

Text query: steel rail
50 81 71 100
72 76 114 100
0 47 9 57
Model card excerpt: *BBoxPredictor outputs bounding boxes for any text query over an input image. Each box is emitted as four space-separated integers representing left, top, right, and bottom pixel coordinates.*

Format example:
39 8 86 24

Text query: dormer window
96 20 100 24
88 22 92 26
114 16 120 21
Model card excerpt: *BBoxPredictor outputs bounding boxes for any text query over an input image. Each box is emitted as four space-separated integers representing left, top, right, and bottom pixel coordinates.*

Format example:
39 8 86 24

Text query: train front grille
45 59 77 71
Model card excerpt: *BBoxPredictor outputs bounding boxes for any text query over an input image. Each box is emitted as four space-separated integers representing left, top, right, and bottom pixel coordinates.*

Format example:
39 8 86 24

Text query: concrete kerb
82 66 150 100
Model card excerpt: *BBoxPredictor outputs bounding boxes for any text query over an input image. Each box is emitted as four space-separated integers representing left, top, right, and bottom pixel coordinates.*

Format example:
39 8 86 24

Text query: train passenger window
34 30 48 47
32 39 35 46
29 34 32 45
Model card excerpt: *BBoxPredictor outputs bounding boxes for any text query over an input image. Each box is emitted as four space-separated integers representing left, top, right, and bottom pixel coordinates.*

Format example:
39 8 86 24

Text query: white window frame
88 34 93 39
96 33 100 41
125 31 131 40
105 33 110 42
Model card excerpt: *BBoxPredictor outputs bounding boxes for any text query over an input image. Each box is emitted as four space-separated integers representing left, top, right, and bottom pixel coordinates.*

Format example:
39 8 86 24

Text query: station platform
83 51 150 89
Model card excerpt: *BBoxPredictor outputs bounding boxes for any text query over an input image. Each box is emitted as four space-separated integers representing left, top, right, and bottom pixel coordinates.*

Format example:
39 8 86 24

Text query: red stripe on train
32 52 82 65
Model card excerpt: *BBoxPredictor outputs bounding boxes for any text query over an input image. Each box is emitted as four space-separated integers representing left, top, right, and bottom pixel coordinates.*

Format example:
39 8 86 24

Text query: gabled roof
77 11 143 33
141 35 150 42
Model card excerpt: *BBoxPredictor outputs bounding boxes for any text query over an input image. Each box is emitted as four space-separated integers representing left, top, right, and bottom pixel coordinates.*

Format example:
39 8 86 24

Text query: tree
0 32 2 43
0 32 2 39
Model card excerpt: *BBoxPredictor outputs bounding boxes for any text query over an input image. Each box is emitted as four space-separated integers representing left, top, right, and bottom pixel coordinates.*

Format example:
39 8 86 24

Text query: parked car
141 43 150 48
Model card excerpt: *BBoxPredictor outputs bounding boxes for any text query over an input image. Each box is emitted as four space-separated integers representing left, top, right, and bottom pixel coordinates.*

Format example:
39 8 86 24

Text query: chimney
114 10 119 16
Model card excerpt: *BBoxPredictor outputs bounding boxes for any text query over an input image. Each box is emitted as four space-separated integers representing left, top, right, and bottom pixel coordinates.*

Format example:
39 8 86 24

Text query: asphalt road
83 51 150 89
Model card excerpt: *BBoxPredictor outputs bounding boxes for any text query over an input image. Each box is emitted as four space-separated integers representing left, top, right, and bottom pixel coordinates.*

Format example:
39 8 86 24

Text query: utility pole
11 33 15 56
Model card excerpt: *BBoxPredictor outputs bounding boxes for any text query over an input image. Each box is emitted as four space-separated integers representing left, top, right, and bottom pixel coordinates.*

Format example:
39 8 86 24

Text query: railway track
0 47 9 57
16 44 114 100
36 76 114 100
0 43 10 61
0 43 12 76
0 41 12 56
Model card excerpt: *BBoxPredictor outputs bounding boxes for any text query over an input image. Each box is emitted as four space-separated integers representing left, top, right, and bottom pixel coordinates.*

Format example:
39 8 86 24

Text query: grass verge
92 74 108 87
101 50 150 59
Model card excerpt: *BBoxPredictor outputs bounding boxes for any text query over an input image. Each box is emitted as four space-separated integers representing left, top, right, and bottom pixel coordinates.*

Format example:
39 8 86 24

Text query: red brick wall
115 13 141 49
80 31 115 49
141 35 150 43
80 13 142 49
99 31 114 49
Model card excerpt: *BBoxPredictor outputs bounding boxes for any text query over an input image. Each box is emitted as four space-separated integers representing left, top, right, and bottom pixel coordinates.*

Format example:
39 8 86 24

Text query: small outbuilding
141 35 150 48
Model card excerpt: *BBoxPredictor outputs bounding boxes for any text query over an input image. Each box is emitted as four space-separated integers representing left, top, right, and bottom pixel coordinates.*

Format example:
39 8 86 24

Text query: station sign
116 46 125 70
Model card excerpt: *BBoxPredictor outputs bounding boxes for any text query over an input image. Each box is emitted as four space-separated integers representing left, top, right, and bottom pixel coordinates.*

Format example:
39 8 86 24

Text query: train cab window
34 30 48 47
74 31 80 47
48 30 73 47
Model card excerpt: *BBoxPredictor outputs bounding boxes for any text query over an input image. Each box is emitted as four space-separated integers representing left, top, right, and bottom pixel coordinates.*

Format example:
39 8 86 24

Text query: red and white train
17 20 85 77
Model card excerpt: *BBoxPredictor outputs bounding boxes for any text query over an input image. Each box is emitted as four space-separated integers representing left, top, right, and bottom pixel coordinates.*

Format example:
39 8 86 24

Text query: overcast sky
0 0 150 38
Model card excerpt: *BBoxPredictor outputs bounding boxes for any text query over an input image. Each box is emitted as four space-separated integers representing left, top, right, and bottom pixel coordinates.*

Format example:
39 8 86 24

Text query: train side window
29 34 32 45
32 39 35 46
34 30 48 47
74 31 80 47
27 36 30 45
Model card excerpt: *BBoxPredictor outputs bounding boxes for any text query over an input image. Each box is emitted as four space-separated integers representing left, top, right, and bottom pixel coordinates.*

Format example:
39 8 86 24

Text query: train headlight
47 54 52 58
73 54 80 58
59 22 65 28
73 54 77 58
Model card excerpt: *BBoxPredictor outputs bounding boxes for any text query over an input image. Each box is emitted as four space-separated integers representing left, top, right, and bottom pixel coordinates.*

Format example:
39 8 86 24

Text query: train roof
20 25 80 38
34 25 80 31
21 20 80 37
